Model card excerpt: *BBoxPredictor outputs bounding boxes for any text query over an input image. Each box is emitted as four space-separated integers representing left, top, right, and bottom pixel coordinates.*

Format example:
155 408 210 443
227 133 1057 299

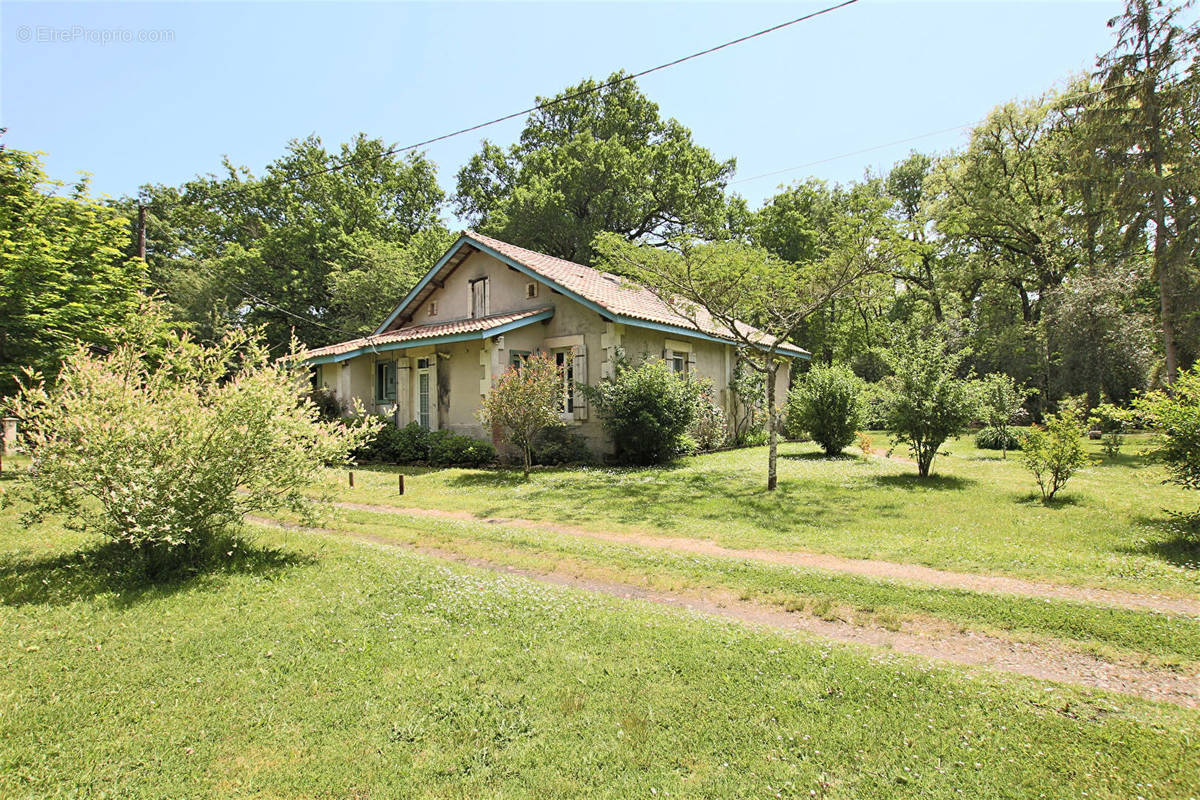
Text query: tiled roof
465 231 809 357
304 307 552 361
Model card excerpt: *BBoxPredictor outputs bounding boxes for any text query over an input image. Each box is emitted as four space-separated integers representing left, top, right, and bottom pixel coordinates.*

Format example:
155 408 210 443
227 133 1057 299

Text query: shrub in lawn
1020 403 1093 501
1089 402 1133 459
428 430 496 467
584 357 703 465
977 373 1028 459
1135 364 1200 525
532 426 595 466
10 328 378 572
689 383 729 452
881 333 978 478
974 426 1023 452
857 431 874 455
479 351 564 477
785 365 864 456
354 419 431 463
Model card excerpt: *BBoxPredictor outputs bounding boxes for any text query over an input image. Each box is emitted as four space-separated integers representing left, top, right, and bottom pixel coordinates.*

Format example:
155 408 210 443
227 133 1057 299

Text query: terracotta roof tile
304 307 551 361
466 231 808 357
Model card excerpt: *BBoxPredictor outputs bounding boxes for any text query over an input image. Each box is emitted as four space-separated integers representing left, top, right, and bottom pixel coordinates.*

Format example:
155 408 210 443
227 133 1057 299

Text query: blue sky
2 1 1132 223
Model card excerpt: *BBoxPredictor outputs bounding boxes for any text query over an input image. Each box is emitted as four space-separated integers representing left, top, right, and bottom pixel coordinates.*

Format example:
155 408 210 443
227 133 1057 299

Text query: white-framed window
470 277 489 318
670 352 687 374
375 361 396 402
416 357 432 429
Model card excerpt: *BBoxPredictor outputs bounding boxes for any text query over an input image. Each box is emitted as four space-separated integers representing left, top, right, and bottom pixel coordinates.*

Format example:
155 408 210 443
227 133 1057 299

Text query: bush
10 329 376 570
355 420 431 463
689 385 729 452
1135 365 1200 515
785 365 864 456
307 387 342 421
974 426 1023 452
532 426 595 466
478 351 564 477
585 357 703 465
1020 404 1093 501
882 333 978 478
1089 402 1133 459
427 430 496 467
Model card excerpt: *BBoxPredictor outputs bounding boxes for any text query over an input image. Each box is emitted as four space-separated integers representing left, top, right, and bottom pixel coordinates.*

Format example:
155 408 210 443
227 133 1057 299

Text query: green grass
324 433 1200 597
2 504 1199 799
295 504 1200 668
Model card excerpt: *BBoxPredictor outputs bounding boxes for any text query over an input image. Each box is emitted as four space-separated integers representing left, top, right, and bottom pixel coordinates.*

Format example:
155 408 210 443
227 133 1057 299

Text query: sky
1 0 1139 225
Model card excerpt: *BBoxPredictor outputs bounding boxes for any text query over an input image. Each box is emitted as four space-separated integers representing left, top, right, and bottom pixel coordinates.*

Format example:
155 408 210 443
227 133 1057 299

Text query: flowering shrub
10 329 377 568
479 351 564 477
689 383 728 452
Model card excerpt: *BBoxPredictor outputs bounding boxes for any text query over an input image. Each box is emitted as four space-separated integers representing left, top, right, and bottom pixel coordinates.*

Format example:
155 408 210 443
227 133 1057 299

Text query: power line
192 0 859 205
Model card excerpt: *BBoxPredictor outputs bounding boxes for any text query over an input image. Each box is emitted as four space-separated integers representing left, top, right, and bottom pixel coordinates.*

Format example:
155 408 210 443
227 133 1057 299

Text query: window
525 282 539 299
416 357 431 429
509 350 532 368
671 353 687 374
555 350 574 414
470 277 489 318
312 365 324 389
375 361 396 402
428 300 438 316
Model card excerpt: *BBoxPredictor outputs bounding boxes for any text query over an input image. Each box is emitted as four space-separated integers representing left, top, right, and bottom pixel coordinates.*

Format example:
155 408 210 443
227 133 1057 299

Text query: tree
785 365 864 456
1020 402 1093 501
454 73 735 263
1089 0 1200 383
882 332 978 478
0 146 147 395
977 372 1029 459
8 315 376 571
595 183 894 489
117 134 448 350
478 352 565 478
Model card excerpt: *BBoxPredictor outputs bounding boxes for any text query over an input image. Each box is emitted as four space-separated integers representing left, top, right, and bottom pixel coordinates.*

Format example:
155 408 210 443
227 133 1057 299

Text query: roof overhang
307 307 554 366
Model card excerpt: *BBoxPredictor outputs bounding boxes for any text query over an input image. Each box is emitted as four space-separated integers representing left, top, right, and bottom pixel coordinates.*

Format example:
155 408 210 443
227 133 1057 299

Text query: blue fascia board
372 233 474 336
307 308 554 366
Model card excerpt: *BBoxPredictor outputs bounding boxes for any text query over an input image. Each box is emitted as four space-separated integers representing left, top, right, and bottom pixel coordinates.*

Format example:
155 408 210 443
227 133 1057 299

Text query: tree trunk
1145 29 1179 385
766 357 778 491
522 445 531 479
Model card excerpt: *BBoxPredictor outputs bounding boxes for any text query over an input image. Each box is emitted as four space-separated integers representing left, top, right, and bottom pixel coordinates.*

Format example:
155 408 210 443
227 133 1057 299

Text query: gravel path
251 514 1200 708
332 500 1200 618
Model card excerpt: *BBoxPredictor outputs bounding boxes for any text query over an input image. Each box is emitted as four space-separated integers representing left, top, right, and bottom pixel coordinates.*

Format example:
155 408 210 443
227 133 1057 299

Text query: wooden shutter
687 351 697 375
572 344 588 420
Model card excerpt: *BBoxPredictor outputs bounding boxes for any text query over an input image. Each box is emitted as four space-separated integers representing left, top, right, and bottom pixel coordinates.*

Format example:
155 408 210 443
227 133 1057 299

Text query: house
303 231 810 454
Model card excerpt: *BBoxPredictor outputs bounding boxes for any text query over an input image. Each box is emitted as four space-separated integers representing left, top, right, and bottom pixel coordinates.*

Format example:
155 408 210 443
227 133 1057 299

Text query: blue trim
307 308 554 365
373 233 473 335
371 232 810 359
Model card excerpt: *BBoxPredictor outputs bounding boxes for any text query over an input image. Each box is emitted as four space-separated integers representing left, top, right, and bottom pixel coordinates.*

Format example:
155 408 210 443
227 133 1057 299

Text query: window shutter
572 344 588 420
687 351 697 374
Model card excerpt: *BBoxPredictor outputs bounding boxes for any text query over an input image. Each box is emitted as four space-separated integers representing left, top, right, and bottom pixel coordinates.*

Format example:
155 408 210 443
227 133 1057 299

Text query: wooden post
348 471 355 488
398 473 404 495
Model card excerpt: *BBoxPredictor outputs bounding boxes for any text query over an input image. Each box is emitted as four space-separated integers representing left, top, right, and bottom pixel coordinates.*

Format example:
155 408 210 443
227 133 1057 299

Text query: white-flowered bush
10 326 378 564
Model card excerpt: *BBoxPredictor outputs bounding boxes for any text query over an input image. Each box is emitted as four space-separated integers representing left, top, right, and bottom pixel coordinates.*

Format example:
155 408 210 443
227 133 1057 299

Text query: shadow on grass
0 533 312 609
1015 492 1082 508
1121 514 1200 569
871 473 975 491
781 452 862 463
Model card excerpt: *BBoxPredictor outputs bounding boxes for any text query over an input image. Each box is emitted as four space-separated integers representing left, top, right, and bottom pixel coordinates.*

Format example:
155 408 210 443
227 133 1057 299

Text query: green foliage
689 383 729 452
453 73 734 262
1020 404 1094 501
785 365 864 456
8 323 376 568
479 352 565 476
531 426 595 466
308 387 343 422
882 333 978 477
427 430 496 468
584 357 702 466
1135 364 1200 500
0 147 147 395
727 355 766 447
974 426 1023 452
977 372 1028 458
355 420 431 464
1090 402 1134 458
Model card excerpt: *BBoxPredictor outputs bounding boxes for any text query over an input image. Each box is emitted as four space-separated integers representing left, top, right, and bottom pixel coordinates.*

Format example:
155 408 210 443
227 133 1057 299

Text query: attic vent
428 300 438 316
525 282 539 299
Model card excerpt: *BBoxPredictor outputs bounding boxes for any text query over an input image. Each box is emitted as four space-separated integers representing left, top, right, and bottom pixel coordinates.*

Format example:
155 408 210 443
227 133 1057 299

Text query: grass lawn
318 433 1200 598
1 501 1199 799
